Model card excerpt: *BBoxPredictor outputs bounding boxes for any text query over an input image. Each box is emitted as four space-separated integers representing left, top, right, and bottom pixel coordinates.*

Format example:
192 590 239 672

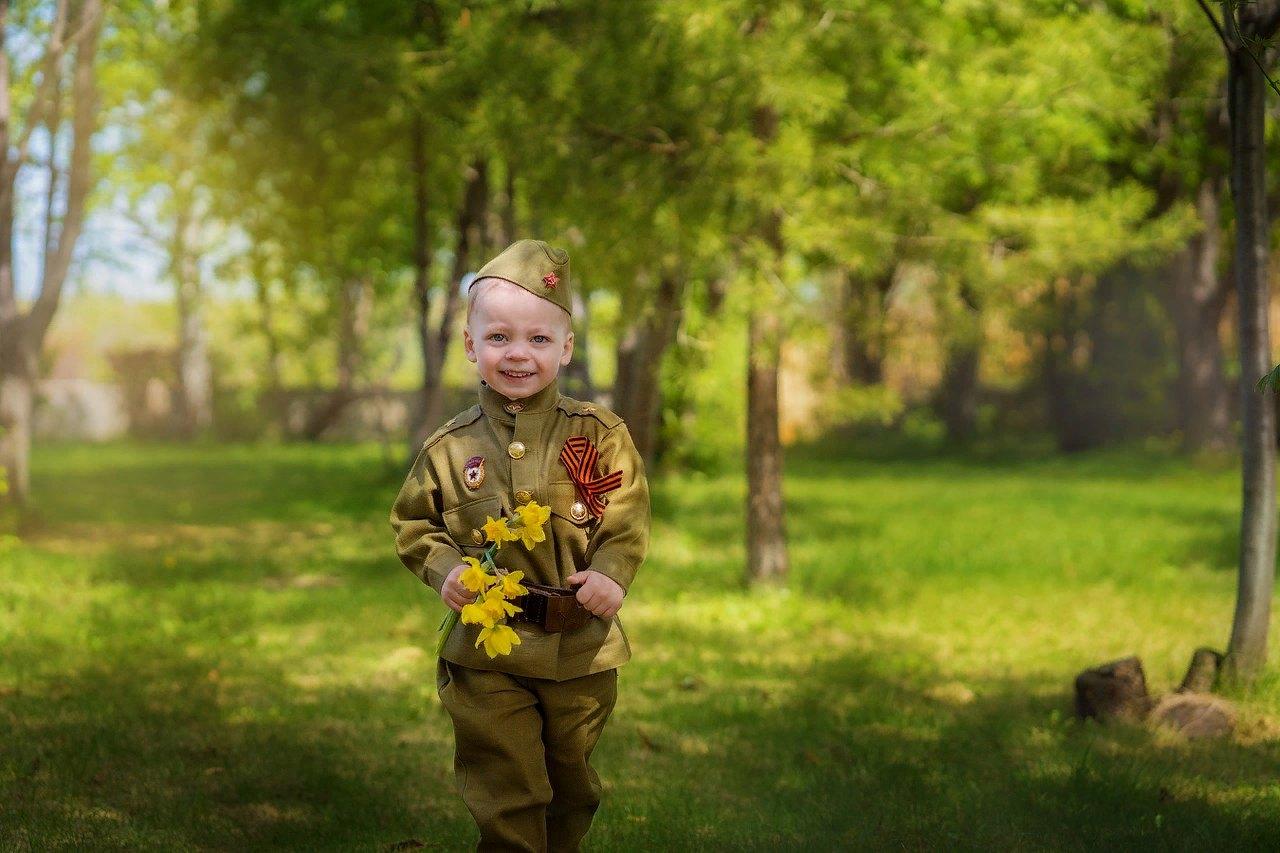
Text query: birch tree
0 0 105 504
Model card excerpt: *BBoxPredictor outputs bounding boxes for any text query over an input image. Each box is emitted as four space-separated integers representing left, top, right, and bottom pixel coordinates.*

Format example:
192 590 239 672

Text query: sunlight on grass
3 441 1280 848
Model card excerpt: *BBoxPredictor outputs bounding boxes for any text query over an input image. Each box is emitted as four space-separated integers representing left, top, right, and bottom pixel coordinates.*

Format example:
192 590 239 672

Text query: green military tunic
390 376 650 681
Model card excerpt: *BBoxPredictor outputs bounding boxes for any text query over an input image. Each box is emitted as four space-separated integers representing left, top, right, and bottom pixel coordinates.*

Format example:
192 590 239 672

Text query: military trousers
436 657 619 853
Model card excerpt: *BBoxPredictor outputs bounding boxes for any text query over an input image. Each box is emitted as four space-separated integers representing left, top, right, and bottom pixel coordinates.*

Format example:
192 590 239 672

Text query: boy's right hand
442 563 477 613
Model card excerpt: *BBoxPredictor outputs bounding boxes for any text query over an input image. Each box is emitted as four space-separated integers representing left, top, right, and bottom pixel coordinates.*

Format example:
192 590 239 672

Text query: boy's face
463 278 574 400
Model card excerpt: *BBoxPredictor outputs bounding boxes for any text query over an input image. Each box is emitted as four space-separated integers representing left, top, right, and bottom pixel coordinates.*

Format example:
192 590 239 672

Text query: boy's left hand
564 570 624 619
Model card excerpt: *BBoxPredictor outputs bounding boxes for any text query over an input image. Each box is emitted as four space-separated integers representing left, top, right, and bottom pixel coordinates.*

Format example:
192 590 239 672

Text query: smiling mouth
501 370 534 379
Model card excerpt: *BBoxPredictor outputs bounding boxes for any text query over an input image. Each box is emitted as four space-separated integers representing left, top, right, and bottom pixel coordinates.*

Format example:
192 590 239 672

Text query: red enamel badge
542 272 559 289
463 456 485 490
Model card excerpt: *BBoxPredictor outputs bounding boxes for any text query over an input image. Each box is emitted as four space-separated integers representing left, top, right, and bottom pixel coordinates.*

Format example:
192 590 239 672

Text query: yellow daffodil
516 500 551 530
478 594 505 623
483 586 522 617
475 623 521 658
499 570 528 598
513 501 550 550
460 601 495 628
482 515 518 546
459 556 497 593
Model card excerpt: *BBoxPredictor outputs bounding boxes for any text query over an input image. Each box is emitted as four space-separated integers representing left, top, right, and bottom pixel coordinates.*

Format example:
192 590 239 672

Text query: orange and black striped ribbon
559 435 623 519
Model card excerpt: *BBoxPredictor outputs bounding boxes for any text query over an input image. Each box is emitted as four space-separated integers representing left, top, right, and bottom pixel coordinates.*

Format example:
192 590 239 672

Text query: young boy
389 239 650 852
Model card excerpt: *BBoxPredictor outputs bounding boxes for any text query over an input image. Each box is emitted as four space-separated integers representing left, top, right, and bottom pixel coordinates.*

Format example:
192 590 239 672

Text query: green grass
3 438 1280 850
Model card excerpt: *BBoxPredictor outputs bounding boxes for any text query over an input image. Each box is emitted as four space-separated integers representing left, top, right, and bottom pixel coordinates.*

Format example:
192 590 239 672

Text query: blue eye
532 335 550 344
488 334 506 342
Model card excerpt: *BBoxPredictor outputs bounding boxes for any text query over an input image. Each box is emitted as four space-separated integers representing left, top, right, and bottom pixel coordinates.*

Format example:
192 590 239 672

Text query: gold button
570 501 589 522
471 529 484 545
515 489 533 503
508 441 526 459
504 402 524 414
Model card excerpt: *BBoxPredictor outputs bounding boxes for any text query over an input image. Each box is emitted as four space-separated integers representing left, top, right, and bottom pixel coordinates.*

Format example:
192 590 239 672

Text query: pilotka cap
470 238 572 317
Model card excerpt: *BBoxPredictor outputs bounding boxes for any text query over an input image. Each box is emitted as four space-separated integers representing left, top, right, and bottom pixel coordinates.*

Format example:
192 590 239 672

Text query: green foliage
74 0 1245 461
813 384 907 433
1258 364 1280 393
658 284 746 474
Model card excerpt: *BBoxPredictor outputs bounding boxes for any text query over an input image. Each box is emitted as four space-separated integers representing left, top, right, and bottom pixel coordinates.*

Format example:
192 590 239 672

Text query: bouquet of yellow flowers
435 500 552 658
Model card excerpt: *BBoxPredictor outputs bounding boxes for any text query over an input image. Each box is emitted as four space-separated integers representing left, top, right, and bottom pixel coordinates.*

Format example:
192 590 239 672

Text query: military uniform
389 239 650 853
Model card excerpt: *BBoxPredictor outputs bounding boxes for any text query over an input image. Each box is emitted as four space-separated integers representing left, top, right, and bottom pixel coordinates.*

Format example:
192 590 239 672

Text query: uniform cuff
589 553 636 595
426 549 465 596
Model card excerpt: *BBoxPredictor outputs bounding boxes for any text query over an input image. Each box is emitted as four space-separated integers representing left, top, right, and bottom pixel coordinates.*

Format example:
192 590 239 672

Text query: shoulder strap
423 404 483 449
556 397 623 430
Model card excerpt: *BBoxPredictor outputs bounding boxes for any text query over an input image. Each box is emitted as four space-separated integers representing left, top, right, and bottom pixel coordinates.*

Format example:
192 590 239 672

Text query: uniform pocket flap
546 480 591 526
442 495 502 546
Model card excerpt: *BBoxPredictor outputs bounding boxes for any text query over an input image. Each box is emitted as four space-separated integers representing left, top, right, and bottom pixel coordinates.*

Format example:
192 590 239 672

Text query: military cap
470 238 572 317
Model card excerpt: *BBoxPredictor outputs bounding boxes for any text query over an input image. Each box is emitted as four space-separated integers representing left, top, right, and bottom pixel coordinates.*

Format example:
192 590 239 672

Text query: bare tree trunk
254 273 283 395
498 165 516 246
612 271 685 466
563 285 595 400
0 364 32 501
835 266 893 386
938 280 981 443
1222 5 1279 681
0 0 102 505
171 190 213 438
302 276 371 440
406 98 435 454
412 158 488 445
746 289 789 584
744 94 789 584
1166 174 1231 452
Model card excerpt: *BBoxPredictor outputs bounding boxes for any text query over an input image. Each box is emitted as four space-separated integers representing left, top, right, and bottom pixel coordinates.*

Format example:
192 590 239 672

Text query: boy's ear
560 330 574 366
463 327 478 363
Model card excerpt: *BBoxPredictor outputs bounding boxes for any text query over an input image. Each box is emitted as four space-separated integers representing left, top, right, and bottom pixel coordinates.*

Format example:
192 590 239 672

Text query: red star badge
542 272 559 289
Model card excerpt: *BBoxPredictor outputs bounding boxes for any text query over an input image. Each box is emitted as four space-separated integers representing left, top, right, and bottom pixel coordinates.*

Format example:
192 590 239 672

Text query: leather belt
509 581 593 633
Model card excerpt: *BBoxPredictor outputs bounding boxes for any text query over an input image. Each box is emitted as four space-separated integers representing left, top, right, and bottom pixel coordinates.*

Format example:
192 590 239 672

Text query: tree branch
29 0 102 347
1197 0 1230 51
2 0 70 204
0 0 13 318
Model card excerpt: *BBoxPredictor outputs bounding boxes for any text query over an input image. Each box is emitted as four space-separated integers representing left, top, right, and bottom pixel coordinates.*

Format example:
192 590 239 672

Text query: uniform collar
478 376 562 421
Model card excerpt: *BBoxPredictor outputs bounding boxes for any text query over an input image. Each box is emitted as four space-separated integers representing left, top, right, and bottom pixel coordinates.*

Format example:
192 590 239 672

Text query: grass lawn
3 437 1280 850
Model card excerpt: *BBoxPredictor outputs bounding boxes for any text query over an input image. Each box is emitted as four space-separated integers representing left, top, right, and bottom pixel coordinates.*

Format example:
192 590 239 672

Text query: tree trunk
746 296 789 583
407 101 435 453
410 157 489 449
171 194 213 438
498 165 516 247
743 91 789 585
1162 174 1232 452
612 271 685 467
254 274 283 395
835 266 892 386
0 0 103 505
1223 9 1278 681
562 285 595 401
302 276 371 440
938 280 981 443
0 367 32 501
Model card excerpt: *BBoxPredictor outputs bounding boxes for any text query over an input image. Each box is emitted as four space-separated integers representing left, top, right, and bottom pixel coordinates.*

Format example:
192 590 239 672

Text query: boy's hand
565 570 624 619
442 563 477 613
